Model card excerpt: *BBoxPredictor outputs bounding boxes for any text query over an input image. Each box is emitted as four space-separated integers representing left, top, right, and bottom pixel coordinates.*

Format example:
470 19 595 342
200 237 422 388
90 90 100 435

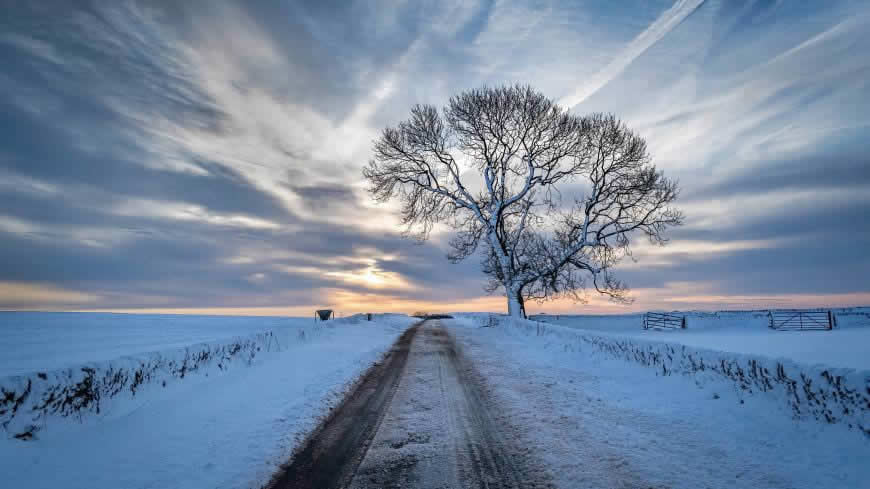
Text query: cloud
0 33 64 66
622 238 791 268
0 0 868 314
111 198 284 231
559 0 707 108
0 282 99 308
288 183 361 215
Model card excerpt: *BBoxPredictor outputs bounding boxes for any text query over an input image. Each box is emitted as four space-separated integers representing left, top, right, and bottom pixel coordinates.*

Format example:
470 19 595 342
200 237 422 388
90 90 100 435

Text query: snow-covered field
529 308 870 370
0 311 315 377
446 315 870 488
0 312 417 489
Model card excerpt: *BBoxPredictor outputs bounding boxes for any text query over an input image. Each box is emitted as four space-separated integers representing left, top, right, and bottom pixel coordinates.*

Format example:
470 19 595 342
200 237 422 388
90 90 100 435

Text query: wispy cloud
0 0 868 313
0 282 99 307
112 199 284 231
559 0 706 108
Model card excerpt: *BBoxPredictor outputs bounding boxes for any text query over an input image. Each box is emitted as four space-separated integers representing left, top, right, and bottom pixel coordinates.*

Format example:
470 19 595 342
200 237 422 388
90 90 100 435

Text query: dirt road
268 320 553 489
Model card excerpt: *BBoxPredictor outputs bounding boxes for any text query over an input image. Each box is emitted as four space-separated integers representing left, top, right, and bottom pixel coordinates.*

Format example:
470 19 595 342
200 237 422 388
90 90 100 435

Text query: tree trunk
516 291 527 319
506 286 526 318
507 294 523 318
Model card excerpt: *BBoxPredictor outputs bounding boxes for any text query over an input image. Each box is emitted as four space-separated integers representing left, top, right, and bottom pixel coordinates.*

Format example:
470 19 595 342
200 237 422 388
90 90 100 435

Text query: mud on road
267 320 554 489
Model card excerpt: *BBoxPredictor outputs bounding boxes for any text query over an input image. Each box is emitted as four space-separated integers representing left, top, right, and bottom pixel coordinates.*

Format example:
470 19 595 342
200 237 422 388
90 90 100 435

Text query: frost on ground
446 315 870 489
0 312 417 489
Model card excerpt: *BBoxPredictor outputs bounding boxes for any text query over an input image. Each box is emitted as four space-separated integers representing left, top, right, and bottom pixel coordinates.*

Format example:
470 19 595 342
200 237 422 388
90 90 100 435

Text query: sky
0 0 868 316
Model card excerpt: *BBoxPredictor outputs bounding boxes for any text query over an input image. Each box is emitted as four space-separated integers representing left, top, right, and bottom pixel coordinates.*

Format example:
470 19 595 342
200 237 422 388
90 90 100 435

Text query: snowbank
454 314 870 437
0 313 418 489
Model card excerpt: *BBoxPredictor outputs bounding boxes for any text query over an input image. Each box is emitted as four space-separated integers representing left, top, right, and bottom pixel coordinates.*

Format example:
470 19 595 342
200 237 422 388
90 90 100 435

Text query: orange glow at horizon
7 279 868 318
62 290 870 317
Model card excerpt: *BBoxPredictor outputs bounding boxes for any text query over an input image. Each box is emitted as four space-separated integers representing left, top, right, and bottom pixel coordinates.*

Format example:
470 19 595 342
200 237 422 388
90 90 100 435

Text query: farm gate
768 310 834 330
643 312 686 330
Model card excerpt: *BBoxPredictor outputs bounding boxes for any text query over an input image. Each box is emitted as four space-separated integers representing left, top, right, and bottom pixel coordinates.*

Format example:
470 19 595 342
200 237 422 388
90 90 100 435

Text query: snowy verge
0 312 318 377
0 329 286 440
454 314 870 437
0 314 417 489
532 307 870 369
445 316 870 488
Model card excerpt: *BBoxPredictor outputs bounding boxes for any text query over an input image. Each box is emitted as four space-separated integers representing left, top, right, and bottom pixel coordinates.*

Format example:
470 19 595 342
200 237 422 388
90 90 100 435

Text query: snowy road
269 320 554 489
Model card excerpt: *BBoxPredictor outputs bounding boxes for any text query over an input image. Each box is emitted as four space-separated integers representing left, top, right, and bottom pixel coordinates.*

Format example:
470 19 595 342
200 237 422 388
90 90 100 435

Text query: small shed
315 309 334 321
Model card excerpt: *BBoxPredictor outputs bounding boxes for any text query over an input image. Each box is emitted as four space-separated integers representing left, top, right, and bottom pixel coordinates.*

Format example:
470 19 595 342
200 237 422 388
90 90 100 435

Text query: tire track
265 323 421 489
437 330 516 488
268 320 553 489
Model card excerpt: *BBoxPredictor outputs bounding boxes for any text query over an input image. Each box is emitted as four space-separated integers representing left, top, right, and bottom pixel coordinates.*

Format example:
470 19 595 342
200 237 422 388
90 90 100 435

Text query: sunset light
1 2 868 487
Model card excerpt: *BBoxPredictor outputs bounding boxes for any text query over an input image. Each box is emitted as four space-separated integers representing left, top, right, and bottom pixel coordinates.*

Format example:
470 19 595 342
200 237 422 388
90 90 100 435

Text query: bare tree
364 85 682 318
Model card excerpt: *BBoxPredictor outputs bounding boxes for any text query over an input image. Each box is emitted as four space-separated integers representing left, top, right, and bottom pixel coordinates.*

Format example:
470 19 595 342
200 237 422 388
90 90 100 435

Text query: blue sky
0 0 868 314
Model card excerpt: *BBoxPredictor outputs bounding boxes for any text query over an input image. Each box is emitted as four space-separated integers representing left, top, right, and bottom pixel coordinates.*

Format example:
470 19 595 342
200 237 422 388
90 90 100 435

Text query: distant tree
364 85 682 318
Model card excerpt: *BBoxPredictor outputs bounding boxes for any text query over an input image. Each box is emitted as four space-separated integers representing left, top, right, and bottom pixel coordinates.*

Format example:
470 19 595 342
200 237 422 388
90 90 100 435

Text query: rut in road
266 323 420 489
268 320 553 489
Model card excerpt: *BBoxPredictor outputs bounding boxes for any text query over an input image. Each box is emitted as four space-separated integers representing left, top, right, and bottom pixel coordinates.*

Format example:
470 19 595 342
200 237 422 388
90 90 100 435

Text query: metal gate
643 312 686 330
768 310 834 330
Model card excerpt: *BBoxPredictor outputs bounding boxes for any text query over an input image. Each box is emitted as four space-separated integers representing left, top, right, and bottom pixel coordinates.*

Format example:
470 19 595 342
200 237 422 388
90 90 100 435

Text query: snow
446 315 870 489
3 310 867 488
0 311 315 377
531 308 870 370
0 312 418 489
